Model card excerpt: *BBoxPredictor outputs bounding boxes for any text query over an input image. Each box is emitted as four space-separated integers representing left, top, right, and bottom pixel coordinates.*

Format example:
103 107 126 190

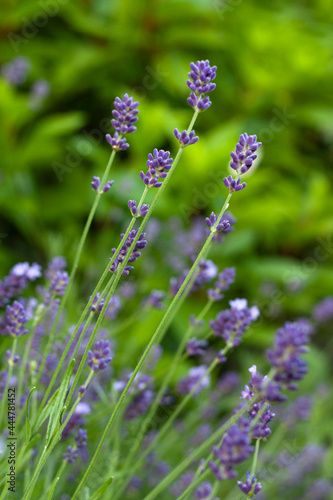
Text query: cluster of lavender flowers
0 59 329 500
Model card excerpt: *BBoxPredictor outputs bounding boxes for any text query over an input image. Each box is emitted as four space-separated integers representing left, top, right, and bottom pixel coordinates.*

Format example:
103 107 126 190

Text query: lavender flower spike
111 93 140 134
106 132 129 151
187 60 217 95
87 340 112 372
140 149 174 189
237 472 262 496
5 301 28 337
91 176 101 191
223 175 247 193
174 129 199 148
205 212 230 233
229 133 262 174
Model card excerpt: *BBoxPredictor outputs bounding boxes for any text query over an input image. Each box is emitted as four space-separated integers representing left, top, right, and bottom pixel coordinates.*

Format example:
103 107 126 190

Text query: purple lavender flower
45 257 67 280
114 371 154 420
205 212 231 233
188 93 212 112
174 129 199 148
223 175 247 193
217 371 240 395
237 472 262 496
305 479 333 500
209 299 260 347
140 149 173 189
187 338 208 356
128 200 149 217
170 472 195 498
209 424 254 480
229 133 262 174
6 350 20 364
105 295 121 320
91 176 114 192
144 290 165 309
266 320 310 393
110 230 147 276
90 293 105 313
312 296 333 323
63 446 78 463
282 395 313 427
4 301 28 337
196 482 213 499
186 60 217 95
29 79 50 110
87 340 112 372
1 56 31 85
177 365 210 396
111 93 139 134
75 428 87 448
207 267 236 301
106 131 129 151
0 262 41 307
50 270 69 297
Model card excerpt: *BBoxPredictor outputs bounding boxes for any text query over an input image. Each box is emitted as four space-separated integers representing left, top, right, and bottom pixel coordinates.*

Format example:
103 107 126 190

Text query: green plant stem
115 300 214 495
0 337 17 429
35 149 117 386
142 401 252 500
70 110 200 500
251 438 261 478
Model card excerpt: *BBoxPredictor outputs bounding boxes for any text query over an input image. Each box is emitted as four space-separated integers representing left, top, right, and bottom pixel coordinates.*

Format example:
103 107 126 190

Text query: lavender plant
0 60 326 500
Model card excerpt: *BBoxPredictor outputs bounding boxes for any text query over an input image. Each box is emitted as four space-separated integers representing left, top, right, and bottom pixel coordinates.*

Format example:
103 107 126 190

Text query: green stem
0 337 17 429
251 439 261 478
142 401 252 500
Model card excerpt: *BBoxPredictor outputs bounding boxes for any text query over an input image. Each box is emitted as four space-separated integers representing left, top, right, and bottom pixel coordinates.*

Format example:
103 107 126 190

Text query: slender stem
142 401 252 500
251 439 261 478
0 337 17 429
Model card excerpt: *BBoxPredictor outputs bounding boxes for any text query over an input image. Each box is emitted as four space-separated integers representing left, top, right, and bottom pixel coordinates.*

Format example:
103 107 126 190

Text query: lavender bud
174 128 199 148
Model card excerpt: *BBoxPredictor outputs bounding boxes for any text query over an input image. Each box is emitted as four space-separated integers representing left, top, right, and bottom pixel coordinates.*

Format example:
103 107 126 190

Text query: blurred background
0 0 333 496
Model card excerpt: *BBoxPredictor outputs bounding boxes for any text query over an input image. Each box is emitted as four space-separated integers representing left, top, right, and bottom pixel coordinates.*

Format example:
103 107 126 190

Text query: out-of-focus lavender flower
87 340 112 372
6 350 20 364
209 299 260 347
128 199 149 217
217 371 240 395
186 60 217 95
111 93 139 134
106 131 129 151
285 444 326 486
90 293 105 313
196 481 213 499
29 79 50 110
144 290 165 309
4 301 28 337
170 259 217 297
209 423 254 480
229 134 262 174
170 471 195 498
63 446 78 463
282 395 313 427
248 400 275 439
45 257 67 280
187 338 208 356
208 267 236 301
105 295 121 320
50 270 69 297
146 453 170 487
1 56 31 85
0 262 41 307
223 175 247 193
237 472 262 496
312 296 333 323
140 149 173 189
304 479 333 500
62 402 91 439
75 429 87 448
205 212 231 233
174 128 199 148
114 371 154 420
91 176 114 193
266 320 311 395
177 365 210 396
110 229 147 276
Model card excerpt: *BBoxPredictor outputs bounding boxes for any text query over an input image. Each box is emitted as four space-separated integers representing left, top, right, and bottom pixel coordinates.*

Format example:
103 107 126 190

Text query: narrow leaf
25 386 36 443
90 477 114 500
32 388 59 435
45 358 75 446
46 476 60 500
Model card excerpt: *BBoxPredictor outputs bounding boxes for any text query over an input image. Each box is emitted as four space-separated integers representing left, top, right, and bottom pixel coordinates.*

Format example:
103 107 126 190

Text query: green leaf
32 388 59 436
45 358 75 446
25 387 36 443
89 477 114 500
46 476 60 500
